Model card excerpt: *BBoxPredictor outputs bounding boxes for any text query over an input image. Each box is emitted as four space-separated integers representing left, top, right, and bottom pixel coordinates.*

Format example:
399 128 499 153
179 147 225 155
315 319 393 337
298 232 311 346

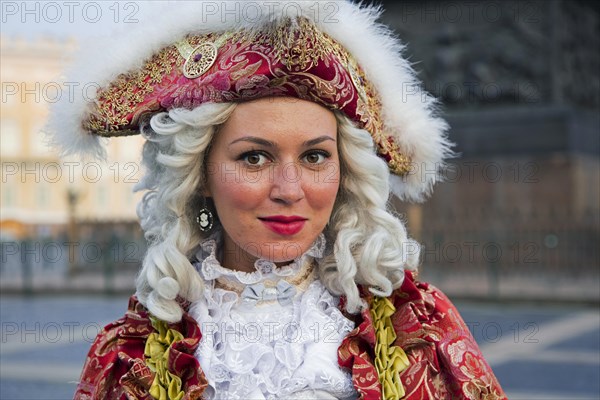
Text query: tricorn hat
46 1 452 202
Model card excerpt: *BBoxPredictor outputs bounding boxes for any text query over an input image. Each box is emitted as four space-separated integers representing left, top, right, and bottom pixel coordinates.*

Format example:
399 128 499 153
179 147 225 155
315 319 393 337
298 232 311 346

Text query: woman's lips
259 216 307 236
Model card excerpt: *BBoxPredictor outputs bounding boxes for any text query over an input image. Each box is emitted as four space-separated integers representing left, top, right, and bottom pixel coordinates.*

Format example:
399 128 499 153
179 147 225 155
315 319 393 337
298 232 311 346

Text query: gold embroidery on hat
347 57 368 105
177 32 237 79
182 42 218 79
84 45 182 135
267 18 348 72
175 40 195 59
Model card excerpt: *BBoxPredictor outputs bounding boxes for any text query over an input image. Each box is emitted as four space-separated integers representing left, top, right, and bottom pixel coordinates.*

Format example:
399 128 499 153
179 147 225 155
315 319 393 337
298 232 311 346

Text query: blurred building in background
384 0 599 300
1 36 145 291
1 37 145 237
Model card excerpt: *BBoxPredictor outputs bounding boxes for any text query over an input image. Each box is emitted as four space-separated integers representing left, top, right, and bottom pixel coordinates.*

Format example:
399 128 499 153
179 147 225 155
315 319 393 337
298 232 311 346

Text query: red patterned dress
74 272 506 400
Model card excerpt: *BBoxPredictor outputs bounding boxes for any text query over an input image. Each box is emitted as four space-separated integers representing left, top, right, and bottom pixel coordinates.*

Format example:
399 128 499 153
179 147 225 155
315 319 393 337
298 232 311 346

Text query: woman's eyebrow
303 135 336 147
228 135 335 148
228 136 275 148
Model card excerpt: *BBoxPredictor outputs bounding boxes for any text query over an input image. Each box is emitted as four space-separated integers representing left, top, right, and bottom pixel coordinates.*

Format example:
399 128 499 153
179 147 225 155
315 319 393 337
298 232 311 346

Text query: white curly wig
135 103 420 322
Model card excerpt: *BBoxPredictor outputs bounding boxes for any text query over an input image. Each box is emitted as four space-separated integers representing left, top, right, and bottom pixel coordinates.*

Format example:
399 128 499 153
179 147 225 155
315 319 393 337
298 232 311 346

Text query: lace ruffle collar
193 231 325 286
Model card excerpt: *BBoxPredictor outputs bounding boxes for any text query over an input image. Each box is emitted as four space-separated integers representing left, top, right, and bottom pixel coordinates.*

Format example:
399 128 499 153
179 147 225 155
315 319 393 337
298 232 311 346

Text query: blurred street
0 295 598 400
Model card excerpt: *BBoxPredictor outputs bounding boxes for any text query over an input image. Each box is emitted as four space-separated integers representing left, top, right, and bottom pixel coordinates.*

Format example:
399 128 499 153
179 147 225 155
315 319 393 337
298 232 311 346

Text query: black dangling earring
196 198 214 232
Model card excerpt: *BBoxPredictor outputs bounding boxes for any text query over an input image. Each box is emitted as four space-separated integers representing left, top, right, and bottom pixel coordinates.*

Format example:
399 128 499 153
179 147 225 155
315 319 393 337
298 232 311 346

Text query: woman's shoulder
74 296 152 399
387 272 507 399
339 272 507 400
345 271 475 335
389 271 467 334
74 296 206 400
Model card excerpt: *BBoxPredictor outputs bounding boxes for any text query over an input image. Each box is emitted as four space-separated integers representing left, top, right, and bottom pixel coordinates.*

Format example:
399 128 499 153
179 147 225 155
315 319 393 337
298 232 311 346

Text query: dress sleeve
391 272 507 400
73 296 207 400
73 297 155 400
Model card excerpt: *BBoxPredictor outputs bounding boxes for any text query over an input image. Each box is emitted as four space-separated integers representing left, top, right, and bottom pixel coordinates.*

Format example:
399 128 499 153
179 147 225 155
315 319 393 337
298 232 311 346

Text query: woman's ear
199 169 212 197
200 185 211 198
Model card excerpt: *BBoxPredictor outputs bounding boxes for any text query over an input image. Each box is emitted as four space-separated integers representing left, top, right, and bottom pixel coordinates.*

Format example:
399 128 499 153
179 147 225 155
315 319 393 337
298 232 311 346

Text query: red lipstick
259 215 307 236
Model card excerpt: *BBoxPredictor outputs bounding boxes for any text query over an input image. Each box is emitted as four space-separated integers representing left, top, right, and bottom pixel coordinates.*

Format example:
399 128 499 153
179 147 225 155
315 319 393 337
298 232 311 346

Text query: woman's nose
269 163 305 204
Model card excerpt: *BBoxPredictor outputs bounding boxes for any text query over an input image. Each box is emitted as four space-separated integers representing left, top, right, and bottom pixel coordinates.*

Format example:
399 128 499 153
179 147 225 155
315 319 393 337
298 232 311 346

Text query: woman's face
205 97 340 271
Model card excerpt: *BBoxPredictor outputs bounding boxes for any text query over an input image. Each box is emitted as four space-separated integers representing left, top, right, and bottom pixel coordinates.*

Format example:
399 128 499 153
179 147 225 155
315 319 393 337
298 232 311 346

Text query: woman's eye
241 151 269 166
303 151 329 164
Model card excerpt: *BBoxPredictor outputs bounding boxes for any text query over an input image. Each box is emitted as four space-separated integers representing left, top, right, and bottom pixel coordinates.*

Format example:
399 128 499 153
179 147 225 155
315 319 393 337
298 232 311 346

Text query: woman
48 1 506 399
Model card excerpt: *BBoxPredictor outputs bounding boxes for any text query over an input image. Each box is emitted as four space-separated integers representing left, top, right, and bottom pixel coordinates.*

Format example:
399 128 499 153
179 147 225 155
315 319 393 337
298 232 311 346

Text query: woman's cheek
309 174 340 208
230 179 270 209
213 169 267 208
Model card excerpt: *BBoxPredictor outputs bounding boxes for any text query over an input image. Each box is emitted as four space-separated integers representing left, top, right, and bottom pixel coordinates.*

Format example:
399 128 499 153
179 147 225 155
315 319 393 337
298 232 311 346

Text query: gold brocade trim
145 317 185 400
268 18 347 71
369 296 410 400
382 140 412 176
85 45 182 135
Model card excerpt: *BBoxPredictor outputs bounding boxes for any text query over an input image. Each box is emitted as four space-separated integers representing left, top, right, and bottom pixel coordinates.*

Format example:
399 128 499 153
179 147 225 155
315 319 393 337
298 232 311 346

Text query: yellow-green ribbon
370 296 410 400
145 317 185 400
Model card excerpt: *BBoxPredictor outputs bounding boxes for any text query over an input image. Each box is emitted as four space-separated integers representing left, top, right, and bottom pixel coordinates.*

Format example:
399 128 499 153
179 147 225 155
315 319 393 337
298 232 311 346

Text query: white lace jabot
190 233 357 400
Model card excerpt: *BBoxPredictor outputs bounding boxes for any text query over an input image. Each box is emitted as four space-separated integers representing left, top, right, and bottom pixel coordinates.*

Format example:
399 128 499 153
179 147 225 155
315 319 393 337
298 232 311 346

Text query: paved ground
0 295 598 400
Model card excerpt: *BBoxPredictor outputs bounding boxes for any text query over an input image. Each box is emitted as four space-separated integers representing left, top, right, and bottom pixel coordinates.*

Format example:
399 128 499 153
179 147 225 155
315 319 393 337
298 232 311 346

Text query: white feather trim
45 0 452 201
